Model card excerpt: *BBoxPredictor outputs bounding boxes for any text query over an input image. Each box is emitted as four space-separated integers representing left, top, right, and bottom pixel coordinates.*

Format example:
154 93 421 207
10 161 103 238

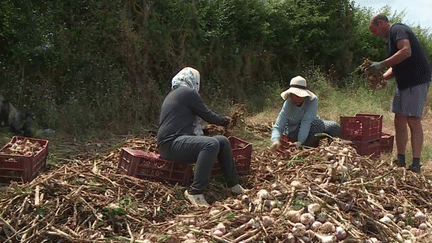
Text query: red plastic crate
340 113 383 142
352 139 381 157
380 132 394 154
0 136 49 183
118 148 193 186
211 136 253 176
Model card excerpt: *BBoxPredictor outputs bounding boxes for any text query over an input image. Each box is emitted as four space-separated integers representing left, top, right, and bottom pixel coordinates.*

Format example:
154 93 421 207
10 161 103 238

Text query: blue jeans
159 135 239 194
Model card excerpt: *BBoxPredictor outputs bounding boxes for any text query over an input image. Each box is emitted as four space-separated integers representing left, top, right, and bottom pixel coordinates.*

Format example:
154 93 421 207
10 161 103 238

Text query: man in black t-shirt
368 14 431 173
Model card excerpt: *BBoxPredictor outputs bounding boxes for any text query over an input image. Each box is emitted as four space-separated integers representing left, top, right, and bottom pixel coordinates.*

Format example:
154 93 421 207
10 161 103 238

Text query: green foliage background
0 0 431 136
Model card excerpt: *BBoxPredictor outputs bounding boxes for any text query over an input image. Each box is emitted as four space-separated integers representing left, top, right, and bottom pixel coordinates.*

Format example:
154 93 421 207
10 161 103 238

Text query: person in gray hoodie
157 67 246 207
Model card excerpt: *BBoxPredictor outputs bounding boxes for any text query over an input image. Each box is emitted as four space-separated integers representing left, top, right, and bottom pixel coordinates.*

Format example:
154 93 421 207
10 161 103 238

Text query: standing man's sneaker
408 164 421 173
394 159 406 167
395 154 406 167
184 190 210 207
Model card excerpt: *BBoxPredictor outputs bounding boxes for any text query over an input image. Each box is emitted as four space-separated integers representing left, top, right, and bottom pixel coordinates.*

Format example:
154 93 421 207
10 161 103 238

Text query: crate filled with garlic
0 136 49 183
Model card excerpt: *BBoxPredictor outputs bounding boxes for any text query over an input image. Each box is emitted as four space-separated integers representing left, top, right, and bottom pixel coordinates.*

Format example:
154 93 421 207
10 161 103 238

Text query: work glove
222 116 233 130
270 140 281 151
368 61 386 74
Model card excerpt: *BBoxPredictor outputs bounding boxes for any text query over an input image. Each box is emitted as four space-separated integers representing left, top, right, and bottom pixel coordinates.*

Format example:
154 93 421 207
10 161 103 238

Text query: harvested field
1 124 432 243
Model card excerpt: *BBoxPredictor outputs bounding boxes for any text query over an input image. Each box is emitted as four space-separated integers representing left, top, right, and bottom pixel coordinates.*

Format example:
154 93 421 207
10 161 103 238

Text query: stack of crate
340 114 383 157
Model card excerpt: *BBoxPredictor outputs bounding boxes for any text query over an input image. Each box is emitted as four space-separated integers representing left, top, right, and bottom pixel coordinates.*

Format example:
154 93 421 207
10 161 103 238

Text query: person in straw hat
270 76 340 151
157 67 247 207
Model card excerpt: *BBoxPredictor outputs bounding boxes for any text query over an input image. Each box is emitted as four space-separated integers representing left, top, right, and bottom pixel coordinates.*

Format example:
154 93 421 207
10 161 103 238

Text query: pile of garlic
1 138 43 157
283 202 347 243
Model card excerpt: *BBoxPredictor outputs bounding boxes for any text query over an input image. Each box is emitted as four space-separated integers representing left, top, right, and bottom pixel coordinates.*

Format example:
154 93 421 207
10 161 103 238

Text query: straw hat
280 76 313 100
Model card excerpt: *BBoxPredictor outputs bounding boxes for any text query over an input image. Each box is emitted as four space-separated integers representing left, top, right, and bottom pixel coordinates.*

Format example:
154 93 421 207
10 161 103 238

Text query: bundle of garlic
1 139 42 156
360 58 386 90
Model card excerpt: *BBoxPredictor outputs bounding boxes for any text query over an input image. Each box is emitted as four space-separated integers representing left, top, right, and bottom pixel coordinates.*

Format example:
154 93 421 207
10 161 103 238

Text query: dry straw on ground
1 124 432 242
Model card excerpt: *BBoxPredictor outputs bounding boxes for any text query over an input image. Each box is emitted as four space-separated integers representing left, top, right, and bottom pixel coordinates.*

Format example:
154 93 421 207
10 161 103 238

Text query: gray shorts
392 82 430 118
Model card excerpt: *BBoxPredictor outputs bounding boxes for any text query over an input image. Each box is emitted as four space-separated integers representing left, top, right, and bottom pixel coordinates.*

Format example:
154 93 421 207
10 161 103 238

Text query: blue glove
368 61 386 74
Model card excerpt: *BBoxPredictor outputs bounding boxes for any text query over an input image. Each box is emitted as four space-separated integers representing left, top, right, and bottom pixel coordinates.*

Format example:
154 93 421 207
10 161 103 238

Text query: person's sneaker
184 190 210 207
229 184 247 194
394 159 406 167
408 164 421 173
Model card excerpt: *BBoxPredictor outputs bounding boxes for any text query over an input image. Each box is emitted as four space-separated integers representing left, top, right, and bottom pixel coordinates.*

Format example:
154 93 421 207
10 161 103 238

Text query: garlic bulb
320 222 336 233
308 203 321 215
314 177 323 184
241 195 250 204
183 240 197 243
396 233 403 242
235 214 250 223
315 234 337 243
246 218 260 229
187 218 196 225
271 190 282 197
262 216 274 227
264 199 277 209
379 216 392 224
335 226 347 240
286 208 304 223
384 213 395 221
291 180 303 188
419 223 428 230
185 232 195 239
414 211 426 223
214 223 226 234
291 223 306 237
310 221 322 232
209 209 221 217
213 229 224 237
401 229 410 236
198 238 209 243
286 233 295 243
365 238 380 243
271 180 281 190
316 212 329 223
410 228 421 237
299 236 311 243
326 152 335 160
231 199 243 210
271 208 282 216
257 189 270 200
398 213 407 221
300 213 315 226
336 165 348 174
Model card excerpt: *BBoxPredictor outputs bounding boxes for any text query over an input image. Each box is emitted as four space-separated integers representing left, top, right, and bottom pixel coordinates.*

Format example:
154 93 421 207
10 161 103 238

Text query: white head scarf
171 67 200 92
171 67 204 136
